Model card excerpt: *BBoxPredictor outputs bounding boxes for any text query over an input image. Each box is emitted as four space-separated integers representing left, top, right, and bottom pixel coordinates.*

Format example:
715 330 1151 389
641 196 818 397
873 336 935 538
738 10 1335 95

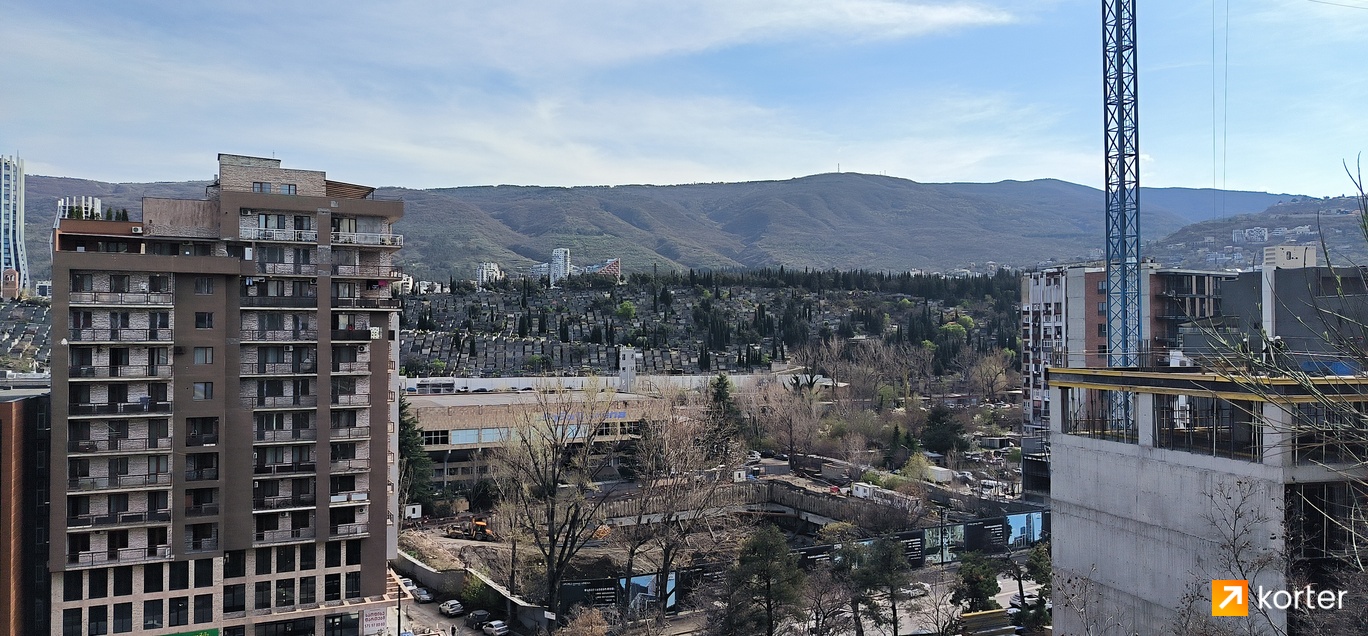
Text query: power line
1306 0 1368 9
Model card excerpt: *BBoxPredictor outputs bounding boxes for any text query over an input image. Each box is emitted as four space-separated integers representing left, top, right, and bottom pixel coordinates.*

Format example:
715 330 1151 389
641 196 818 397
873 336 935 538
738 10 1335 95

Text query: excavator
446 514 498 541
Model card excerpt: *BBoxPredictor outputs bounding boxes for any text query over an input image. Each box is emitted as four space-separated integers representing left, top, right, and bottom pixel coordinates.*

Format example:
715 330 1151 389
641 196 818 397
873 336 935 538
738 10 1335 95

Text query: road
397 593 487 636
867 572 1042 636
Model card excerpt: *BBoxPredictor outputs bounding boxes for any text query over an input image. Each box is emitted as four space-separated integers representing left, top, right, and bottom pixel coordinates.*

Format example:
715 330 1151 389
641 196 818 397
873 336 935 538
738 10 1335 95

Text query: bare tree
1054 565 1134 636
493 382 623 619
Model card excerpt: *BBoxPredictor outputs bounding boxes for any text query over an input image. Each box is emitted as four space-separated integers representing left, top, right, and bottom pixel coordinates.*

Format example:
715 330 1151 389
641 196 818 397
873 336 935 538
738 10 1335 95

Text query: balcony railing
185 535 219 553
330 297 401 310
330 329 372 341
255 428 317 443
329 492 369 504
329 522 369 537
330 459 370 473
68 365 173 380
66 510 171 528
68 291 174 306
68 437 173 453
241 227 318 242
185 503 220 517
332 361 369 373
186 433 220 447
68 328 173 343
330 394 369 407
241 362 318 376
240 295 319 309
67 545 172 567
185 468 219 481
331 264 402 278
246 395 319 409
253 462 317 476
330 231 402 246
255 527 317 544
254 494 317 510
68 401 173 416
257 261 317 275
68 473 172 491
240 329 318 342
329 426 370 439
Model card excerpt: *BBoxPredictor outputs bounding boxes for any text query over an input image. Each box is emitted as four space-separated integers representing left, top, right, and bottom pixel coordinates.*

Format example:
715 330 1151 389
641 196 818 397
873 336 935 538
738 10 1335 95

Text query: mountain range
22 173 1301 281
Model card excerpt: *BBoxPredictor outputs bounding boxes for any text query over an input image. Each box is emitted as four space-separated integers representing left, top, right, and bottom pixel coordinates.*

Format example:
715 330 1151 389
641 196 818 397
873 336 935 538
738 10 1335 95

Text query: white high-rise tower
0 156 28 296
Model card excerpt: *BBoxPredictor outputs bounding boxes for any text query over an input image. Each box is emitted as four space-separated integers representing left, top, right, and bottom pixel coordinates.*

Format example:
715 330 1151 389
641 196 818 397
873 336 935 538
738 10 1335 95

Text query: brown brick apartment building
48 154 403 636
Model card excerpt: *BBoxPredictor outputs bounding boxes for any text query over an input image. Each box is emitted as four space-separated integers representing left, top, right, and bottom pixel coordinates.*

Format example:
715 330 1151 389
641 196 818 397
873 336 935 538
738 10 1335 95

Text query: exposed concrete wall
392 552 466 596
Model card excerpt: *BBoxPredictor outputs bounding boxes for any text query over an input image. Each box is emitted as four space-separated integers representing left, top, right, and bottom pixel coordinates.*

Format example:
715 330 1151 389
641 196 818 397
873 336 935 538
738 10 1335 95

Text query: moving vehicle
464 610 491 628
439 600 465 616
483 620 510 635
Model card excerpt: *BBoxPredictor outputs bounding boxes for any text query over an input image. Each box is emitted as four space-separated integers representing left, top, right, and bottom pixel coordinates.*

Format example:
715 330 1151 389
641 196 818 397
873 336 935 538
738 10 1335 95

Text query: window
346 540 361 565
112 602 132 633
422 430 449 446
256 547 272 575
325 541 342 568
110 275 129 293
194 558 213 587
193 347 213 364
149 275 170 293
299 544 315 570
1097 301 1106 316
194 594 213 623
194 277 214 294
226 628 246 636
144 563 163 593
89 568 107 598
169 561 189 590
281 183 297 195
252 182 271 193
195 312 213 329
276 579 295 607
89 605 108 636
168 596 188 626
256 581 272 609
345 571 360 598
192 382 213 400
299 576 316 604
225 550 245 578
224 583 246 613
64 571 83 601
63 608 81 636
277 546 295 573
1097 323 1106 338
113 566 132 596
142 600 162 630
70 273 93 292
324 574 341 601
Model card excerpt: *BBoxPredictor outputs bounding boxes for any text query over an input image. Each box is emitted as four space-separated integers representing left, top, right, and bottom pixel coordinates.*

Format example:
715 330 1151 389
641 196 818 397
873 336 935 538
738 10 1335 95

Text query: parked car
905 582 931 598
439 600 465 616
413 588 434 603
483 620 511 635
398 577 416 592
1010 593 1039 608
464 610 491 628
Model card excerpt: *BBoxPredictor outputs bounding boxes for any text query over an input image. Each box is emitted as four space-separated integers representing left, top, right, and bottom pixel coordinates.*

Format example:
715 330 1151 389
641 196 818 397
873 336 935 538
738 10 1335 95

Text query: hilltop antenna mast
1104 0 1141 370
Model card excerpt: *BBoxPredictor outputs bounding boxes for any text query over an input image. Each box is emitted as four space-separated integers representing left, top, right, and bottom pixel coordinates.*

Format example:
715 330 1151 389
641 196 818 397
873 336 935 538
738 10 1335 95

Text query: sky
1 0 1366 197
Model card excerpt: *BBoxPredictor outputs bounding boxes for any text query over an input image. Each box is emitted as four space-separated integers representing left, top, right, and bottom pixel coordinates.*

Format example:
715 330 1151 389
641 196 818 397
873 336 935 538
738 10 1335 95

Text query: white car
483 620 510 636
398 577 416 592
439 600 465 616
905 582 931 598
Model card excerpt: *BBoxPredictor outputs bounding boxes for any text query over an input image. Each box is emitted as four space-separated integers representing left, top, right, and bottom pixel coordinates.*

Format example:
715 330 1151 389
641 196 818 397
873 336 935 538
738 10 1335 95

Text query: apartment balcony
185 433 220 447
331 264 402 278
330 329 373 342
240 295 319 309
68 291 174 306
68 365 174 380
240 329 318 342
241 227 318 242
254 494 317 511
253 462 317 476
257 261 318 276
255 428 317 443
185 468 219 482
330 394 369 407
185 535 218 553
331 361 370 374
66 510 171 529
330 297 401 310
254 527 317 544
241 362 319 376
185 504 220 517
67 545 172 568
329 522 369 538
328 491 369 505
67 401 174 417
329 459 369 474
67 328 174 343
246 395 319 409
330 231 402 247
329 426 370 440
68 437 173 454
68 473 172 492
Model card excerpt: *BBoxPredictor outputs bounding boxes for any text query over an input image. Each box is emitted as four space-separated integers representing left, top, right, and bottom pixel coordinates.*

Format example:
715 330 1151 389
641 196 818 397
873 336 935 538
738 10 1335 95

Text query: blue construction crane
1103 0 1140 369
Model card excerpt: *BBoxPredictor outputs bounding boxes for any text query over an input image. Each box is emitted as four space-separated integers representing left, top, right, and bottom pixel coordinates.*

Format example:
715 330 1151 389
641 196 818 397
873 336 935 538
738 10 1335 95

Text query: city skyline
1 1 1366 197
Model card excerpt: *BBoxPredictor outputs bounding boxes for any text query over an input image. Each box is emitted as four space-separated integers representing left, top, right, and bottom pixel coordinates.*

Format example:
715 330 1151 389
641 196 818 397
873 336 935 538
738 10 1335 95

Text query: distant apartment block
1 386 51 635
49 153 403 636
475 262 503 287
1 156 28 297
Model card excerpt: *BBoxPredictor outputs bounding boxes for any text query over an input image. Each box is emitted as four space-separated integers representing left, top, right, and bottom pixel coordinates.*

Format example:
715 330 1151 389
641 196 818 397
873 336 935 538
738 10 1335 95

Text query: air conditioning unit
130 226 144 234
241 210 253 216
357 345 366 354
283 345 294 352
279 511 289 518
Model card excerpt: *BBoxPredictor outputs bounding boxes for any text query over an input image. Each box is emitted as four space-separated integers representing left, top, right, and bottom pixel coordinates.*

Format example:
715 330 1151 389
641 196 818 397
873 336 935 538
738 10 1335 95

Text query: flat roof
406 390 653 410
0 387 50 401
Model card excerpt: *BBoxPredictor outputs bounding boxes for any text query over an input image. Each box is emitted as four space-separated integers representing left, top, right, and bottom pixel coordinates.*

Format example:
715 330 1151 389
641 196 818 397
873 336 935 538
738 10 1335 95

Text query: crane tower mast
1103 0 1141 368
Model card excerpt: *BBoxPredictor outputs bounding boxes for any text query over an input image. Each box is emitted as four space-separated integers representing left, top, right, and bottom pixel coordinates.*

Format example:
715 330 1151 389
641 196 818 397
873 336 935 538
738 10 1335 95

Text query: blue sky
2 0 1365 196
